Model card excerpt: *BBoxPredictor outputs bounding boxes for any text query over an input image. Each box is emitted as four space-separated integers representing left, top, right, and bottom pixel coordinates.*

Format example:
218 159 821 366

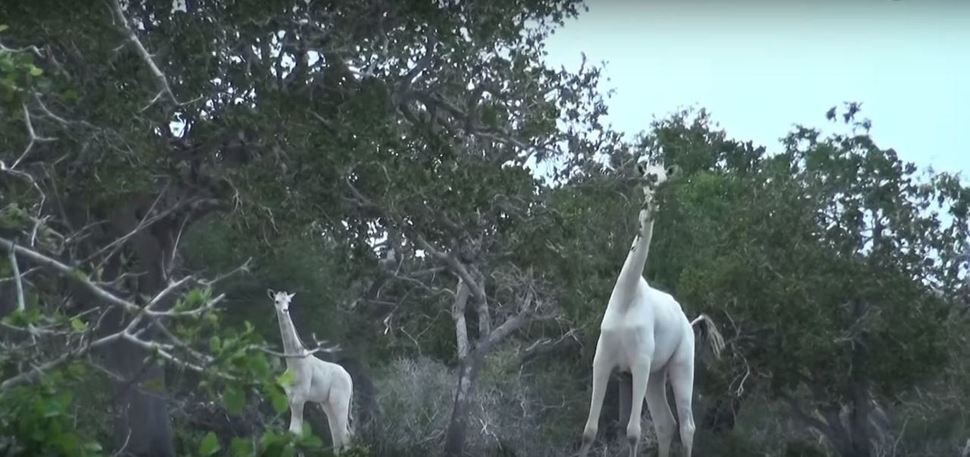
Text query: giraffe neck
276 309 306 364
609 207 656 311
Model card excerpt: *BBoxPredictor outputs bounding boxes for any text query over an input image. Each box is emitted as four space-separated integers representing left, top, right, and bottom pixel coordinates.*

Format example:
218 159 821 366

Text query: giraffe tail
691 314 725 359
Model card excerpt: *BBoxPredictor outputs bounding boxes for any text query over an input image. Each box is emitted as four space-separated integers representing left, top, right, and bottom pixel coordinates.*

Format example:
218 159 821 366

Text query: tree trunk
443 353 484 457
104 339 176 457
78 195 179 457
844 300 874 457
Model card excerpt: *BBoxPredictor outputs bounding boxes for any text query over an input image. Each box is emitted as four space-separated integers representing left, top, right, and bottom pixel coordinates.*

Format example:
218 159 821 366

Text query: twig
145 276 193 310
29 215 48 247
0 42 44 58
199 257 252 287
32 94 74 126
1 160 48 220
11 104 56 169
120 332 219 377
110 429 132 457
0 329 123 390
166 212 191 276
253 346 333 359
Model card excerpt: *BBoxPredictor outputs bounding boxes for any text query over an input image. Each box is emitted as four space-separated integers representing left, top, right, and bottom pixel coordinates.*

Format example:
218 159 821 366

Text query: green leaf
54 432 79 454
198 432 221 456
230 438 254 457
209 335 221 353
28 65 42 77
224 385 246 415
275 370 295 388
247 354 271 379
0 25 8 33
298 432 323 449
267 385 289 414
70 318 88 333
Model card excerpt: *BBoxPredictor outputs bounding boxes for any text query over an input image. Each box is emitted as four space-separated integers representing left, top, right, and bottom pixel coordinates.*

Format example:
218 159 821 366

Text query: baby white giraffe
268 289 354 453
578 163 725 457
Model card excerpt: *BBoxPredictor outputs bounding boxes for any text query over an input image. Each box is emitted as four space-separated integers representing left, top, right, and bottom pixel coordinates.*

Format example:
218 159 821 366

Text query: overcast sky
542 0 969 177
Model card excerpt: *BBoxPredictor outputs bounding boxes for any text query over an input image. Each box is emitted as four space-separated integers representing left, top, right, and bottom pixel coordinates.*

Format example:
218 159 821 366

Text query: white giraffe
268 289 354 453
578 163 725 457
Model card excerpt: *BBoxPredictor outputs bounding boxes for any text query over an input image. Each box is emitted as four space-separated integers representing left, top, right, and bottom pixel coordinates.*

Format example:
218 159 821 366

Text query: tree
646 105 970 457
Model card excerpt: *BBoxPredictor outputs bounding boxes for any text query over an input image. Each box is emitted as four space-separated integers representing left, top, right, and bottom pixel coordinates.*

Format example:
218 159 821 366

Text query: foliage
642 105 970 455
0 367 104 457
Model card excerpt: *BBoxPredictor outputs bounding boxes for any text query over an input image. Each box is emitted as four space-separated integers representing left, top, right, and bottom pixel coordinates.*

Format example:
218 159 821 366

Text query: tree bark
443 353 484 457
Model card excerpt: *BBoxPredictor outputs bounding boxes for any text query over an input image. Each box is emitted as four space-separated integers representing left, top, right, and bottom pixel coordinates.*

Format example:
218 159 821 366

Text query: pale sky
543 0 969 177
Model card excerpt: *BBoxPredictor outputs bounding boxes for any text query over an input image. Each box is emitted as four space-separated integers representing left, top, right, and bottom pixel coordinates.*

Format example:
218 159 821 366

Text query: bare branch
0 237 138 314
0 165 47 221
0 266 40 284
11 104 56 169
0 42 44 58
7 243 25 312
153 293 225 318
477 308 530 356
0 329 124 391
199 257 252 287
144 276 193 310
252 341 342 359
400 30 437 86
452 279 471 360
520 328 581 365
28 215 49 247
108 0 180 107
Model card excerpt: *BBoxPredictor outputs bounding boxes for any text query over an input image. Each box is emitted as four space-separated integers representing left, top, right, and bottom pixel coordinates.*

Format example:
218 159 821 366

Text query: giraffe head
635 161 679 198
267 289 295 313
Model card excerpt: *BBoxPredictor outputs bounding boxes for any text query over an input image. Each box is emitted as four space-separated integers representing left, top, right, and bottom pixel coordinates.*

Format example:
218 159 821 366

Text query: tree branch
343 173 488 301
11 104 56 169
452 278 471 360
7 243 25 312
476 288 541 355
0 237 139 314
108 0 182 108
0 328 123 390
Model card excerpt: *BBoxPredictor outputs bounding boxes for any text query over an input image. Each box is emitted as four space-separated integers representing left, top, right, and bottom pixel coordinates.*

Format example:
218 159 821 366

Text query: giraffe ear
267 289 275 299
636 162 646 176
666 165 680 178
286 292 295 300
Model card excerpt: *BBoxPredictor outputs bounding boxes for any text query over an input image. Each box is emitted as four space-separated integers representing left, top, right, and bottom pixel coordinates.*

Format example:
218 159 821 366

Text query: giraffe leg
645 369 675 457
626 359 652 457
288 398 306 435
669 357 696 457
579 353 612 457
325 392 352 453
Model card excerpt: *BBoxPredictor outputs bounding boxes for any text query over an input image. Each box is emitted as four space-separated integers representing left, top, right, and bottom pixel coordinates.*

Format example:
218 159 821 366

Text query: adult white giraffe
577 163 725 457
268 289 353 453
